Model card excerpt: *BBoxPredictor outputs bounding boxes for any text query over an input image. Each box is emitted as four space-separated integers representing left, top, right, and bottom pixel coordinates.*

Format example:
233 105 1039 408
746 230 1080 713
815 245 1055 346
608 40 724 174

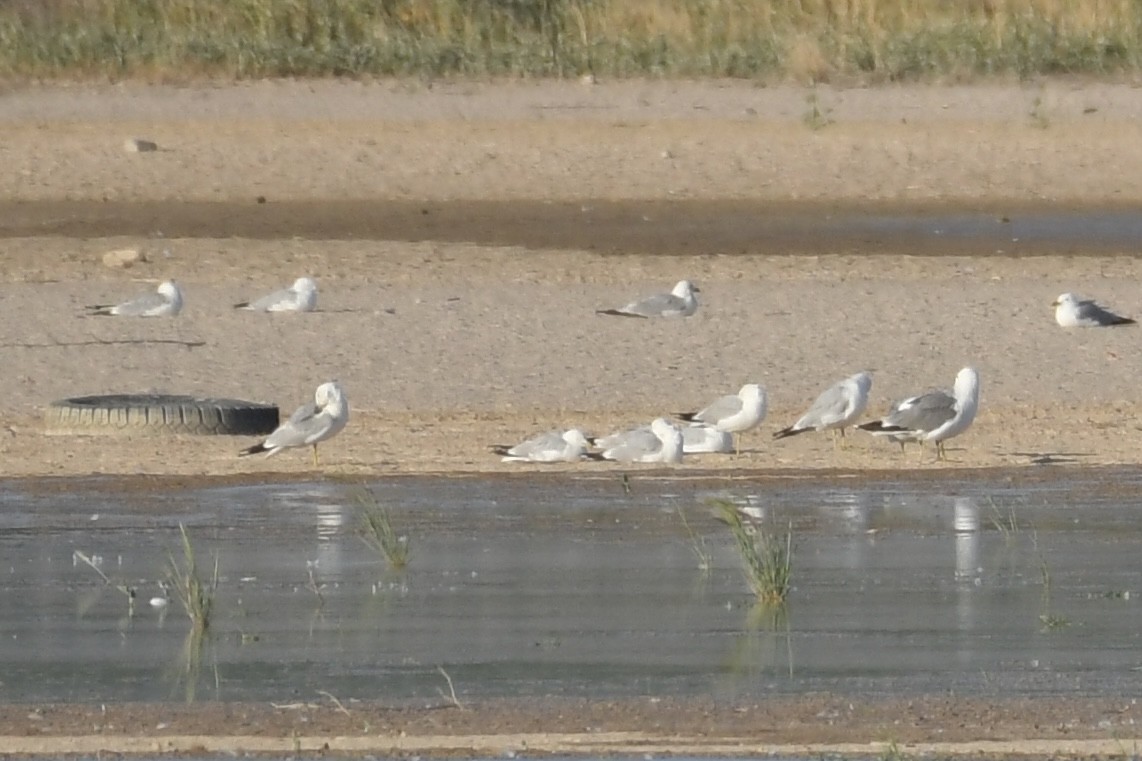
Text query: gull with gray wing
597 280 699 318
859 367 981 461
676 383 767 454
591 418 684 463
491 429 590 463
239 380 348 466
85 280 184 317
1052 292 1135 327
773 371 872 446
235 277 318 313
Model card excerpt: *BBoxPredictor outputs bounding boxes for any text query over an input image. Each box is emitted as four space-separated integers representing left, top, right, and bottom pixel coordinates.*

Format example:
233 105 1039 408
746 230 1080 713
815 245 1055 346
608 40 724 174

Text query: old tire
45 395 279 436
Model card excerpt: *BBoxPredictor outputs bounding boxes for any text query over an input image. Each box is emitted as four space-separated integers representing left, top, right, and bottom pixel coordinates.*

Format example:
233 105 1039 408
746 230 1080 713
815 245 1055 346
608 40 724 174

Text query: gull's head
563 429 590 448
1053 292 1078 308
954 367 980 398
316 380 345 408
673 280 698 297
650 417 680 438
158 280 181 299
740 383 765 401
851 371 873 392
293 277 318 293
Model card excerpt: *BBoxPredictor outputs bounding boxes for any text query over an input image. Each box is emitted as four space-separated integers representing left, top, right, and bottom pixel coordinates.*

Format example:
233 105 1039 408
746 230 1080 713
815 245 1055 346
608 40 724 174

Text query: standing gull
235 277 318 312
676 383 767 454
490 429 590 463
591 418 684 463
858 367 981 461
597 280 699 318
85 280 184 317
773 371 872 445
1052 292 1135 327
239 380 349 466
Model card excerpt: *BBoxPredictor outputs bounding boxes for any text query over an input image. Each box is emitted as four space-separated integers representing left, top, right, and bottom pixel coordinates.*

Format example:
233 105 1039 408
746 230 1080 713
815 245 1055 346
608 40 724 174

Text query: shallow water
2 469 1142 704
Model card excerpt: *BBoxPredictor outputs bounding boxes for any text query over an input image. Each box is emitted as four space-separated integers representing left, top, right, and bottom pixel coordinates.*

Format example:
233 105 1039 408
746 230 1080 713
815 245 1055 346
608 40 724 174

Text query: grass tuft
714 499 793 606
357 487 410 571
166 523 218 636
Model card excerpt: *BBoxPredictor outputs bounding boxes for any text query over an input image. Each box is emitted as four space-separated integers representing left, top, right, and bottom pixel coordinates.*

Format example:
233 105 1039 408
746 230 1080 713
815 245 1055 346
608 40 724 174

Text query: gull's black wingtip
596 309 646 318
772 426 809 440
488 445 512 456
239 443 267 457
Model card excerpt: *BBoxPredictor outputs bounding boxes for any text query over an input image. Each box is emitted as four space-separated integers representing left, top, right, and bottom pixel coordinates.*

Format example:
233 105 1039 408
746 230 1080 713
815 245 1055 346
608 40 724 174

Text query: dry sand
2 79 1142 478
3 79 1142 755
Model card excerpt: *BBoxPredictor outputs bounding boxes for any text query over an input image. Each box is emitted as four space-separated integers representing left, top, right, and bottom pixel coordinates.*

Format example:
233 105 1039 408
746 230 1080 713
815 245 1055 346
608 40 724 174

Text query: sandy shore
4 78 1142 755
2 80 1142 479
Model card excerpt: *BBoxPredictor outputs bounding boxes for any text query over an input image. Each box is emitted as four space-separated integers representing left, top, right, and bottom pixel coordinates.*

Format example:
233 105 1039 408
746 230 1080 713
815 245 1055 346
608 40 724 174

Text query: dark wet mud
4 199 1142 255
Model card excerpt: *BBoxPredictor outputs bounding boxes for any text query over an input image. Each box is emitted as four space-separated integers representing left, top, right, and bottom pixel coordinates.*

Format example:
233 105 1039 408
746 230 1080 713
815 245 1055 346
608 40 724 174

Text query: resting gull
490 429 590 463
597 280 699 318
1053 292 1135 327
236 277 318 313
85 280 184 317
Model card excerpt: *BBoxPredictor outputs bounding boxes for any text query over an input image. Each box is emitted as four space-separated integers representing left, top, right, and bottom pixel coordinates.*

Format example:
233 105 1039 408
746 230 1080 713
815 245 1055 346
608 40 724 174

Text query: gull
85 280 183 317
235 277 318 312
676 383 767 454
596 280 699 318
490 429 590 463
1052 292 1135 327
773 371 872 446
591 418 684 463
858 367 981 461
239 381 348 466
595 422 731 455
859 397 923 453
679 423 734 454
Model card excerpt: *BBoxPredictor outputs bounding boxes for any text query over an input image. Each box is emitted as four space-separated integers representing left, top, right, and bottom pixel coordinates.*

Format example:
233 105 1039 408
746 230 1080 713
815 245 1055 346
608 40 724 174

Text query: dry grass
0 0 1139 80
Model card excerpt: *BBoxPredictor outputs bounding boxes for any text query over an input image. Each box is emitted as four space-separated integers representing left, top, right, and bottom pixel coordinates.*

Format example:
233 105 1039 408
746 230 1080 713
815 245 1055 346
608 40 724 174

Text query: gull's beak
1051 299 1060 306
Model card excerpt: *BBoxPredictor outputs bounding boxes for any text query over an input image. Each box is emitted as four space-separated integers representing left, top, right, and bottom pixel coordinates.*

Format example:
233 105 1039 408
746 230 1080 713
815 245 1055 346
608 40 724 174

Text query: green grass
715 499 793 606
1 0 1141 81
166 523 219 636
357 487 410 571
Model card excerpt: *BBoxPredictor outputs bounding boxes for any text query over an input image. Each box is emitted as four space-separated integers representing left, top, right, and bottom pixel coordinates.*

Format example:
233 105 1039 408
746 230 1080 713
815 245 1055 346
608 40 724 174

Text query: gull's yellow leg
312 443 320 467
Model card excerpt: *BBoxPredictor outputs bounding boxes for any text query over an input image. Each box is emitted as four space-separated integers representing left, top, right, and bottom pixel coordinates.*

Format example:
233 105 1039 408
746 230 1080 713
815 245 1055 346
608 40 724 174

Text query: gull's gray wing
885 390 956 433
242 286 296 312
1075 299 1134 326
681 424 733 453
263 402 323 449
692 394 743 425
508 431 566 459
593 426 654 450
111 291 169 316
600 427 661 460
623 292 686 317
795 382 850 429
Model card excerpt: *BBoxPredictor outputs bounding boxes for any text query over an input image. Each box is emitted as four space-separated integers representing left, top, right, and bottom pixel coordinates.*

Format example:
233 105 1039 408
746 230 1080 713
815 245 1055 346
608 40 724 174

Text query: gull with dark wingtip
859 367 981 461
773 372 872 447
240 381 348 466
1052 292 1135 327
85 280 184 317
597 280 699 318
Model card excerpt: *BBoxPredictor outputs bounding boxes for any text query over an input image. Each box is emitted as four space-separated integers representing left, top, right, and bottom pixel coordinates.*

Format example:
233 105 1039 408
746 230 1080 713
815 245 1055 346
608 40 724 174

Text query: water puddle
2 469 1142 703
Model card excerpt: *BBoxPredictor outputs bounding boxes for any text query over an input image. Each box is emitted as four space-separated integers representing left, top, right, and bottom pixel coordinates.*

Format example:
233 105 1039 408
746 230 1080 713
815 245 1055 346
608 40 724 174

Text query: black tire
45 395 279 436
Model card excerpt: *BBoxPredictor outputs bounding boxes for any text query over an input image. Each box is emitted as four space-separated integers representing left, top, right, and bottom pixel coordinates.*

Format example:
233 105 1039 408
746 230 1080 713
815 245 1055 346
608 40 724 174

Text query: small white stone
102 247 146 269
124 138 158 153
